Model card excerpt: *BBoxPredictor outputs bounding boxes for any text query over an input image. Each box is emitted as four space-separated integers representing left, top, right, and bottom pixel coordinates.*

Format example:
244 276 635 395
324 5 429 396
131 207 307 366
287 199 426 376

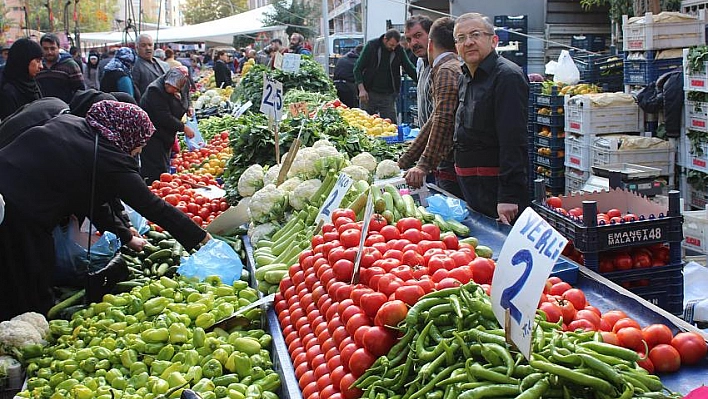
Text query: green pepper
213 374 240 387
144 297 170 317
212 348 230 366
202 358 223 378
257 334 271 349
27 377 48 391
80 357 99 373
168 323 189 344
142 328 169 343
157 344 175 361
250 366 266 381
244 384 262 399
152 378 170 395
159 362 183 380
109 308 126 321
225 351 251 376
192 378 216 393
186 303 208 319
250 353 271 369
166 371 187 388
121 349 138 368
71 384 94 399
60 359 80 374
55 378 79 392
49 319 73 336
185 365 202 382
200 392 216 399
128 372 150 389
150 360 172 376
53 348 72 361
215 285 233 297
227 390 245 399
160 288 175 299
36 367 53 380
195 313 216 329
160 276 179 289
183 349 200 367
192 328 206 348
149 282 165 296
71 369 87 381
111 376 128 390
237 288 257 302
231 337 260 356
253 374 280 392
214 386 229 398
95 359 112 370
75 348 94 361
92 346 112 360
216 303 235 320
131 362 149 375
228 383 247 395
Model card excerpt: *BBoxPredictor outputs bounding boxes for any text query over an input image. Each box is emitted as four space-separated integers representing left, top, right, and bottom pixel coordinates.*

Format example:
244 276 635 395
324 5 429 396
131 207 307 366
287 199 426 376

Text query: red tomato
394 285 425 306
332 259 355 282
600 331 620 346
546 196 562 208
562 288 587 311
376 274 403 297
364 234 386 246
557 299 576 324
379 225 401 241
567 318 596 332
450 251 472 268
421 224 441 240
431 268 449 283
612 318 641 334
632 252 652 269
346 313 371 336
339 373 362 399
362 326 396 357
360 266 385 287
574 310 601 330
617 327 645 351
437 277 462 290
340 306 362 324
549 282 572 296
649 344 681 373
340 229 362 248
339 343 358 372
330 366 346 393
601 310 628 330
373 258 402 273
441 235 459 250
624 213 638 222
401 229 423 243
369 214 388 232
360 292 388 318
671 332 708 365
374 300 408 328
410 278 435 294
396 217 422 232
448 267 473 284
332 209 356 222
637 356 655 374
402 250 425 267
428 255 455 274
348 348 377 377
390 265 414 281
538 301 562 323
353 325 369 347
642 324 674 350
468 258 495 285
383 249 404 261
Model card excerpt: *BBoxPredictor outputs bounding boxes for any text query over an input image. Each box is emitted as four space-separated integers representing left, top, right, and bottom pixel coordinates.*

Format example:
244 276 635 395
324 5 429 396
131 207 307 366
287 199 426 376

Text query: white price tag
351 192 374 284
259 73 283 121
490 207 568 359
315 173 355 225
273 52 284 70
281 53 302 73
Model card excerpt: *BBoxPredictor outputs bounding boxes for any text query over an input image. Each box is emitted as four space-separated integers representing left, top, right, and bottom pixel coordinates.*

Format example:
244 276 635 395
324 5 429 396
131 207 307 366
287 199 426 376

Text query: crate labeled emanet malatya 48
532 186 683 254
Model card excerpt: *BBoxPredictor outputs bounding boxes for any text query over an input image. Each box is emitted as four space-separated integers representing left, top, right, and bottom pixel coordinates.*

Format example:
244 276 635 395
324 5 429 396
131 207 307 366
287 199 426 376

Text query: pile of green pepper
354 282 679 399
19 276 280 399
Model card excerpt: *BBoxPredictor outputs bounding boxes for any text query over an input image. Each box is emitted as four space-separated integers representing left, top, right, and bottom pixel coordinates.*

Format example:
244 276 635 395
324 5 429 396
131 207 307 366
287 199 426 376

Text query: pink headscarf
85 100 156 153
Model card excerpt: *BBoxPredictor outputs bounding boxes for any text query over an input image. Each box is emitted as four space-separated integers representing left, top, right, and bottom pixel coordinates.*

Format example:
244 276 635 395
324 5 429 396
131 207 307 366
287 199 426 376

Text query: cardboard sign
281 53 302 73
259 73 283 121
273 51 284 70
490 207 568 359
289 102 309 118
315 173 354 225
351 192 374 284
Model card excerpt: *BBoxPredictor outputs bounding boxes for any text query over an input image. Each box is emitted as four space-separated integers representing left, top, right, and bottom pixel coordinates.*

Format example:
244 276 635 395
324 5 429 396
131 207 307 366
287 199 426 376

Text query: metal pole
321 0 329 76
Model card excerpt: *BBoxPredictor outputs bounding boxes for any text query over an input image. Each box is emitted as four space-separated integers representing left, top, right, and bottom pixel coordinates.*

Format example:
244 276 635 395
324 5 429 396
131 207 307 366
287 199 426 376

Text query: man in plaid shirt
398 17 463 198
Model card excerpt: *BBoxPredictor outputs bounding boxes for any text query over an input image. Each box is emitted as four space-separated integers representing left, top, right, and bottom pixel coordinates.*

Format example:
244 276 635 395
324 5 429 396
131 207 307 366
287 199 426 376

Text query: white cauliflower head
11 312 49 339
312 139 333 148
237 164 264 197
315 145 340 158
313 146 347 177
289 179 322 210
0 320 44 359
351 152 377 173
279 177 303 193
341 165 371 182
263 164 281 187
287 147 320 179
248 184 287 224
375 159 401 180
248 222 278 244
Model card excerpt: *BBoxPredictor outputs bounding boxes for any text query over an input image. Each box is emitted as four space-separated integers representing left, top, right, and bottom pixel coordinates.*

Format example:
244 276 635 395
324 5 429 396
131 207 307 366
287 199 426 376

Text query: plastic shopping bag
122 202 150 235
178 239 243 284
552 50 580 85
185 116 206 151
53 216 121 286
426 194 469 222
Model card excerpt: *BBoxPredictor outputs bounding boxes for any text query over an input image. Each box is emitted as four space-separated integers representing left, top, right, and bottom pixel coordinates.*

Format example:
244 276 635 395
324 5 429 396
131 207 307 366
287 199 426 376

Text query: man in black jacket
213 50 232 88
333 44 363 108
354 29 417 122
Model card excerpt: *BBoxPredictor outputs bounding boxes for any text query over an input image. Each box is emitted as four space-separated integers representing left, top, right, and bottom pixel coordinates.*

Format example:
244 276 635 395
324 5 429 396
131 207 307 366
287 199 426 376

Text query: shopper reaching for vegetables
0 100 211 320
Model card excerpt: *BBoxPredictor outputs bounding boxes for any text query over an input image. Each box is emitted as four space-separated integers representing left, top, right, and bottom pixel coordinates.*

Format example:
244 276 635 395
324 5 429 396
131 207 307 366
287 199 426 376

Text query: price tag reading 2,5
259 73 283 121
315 173 354 225
490 207 568 359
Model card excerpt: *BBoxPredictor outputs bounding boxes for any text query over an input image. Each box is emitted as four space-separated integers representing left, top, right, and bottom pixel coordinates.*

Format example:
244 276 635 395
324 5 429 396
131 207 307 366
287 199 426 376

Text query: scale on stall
581 163 665 197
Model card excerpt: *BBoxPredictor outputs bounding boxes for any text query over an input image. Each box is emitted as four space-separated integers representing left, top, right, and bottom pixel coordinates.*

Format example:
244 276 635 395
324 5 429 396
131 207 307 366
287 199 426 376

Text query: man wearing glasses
453 13 529 225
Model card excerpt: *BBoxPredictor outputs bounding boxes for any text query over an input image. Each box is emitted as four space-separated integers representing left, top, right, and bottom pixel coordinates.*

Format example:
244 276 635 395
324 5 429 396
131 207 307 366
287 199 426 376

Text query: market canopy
80 5 285 46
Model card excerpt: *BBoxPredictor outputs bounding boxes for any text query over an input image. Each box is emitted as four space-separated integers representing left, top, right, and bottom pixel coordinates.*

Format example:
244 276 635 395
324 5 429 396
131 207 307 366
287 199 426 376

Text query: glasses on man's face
454 31 493 44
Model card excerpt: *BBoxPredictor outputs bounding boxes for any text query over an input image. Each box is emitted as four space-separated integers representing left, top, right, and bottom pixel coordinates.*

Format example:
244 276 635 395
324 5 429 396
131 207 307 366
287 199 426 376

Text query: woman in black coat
0 38 44 120
140 68 195 183
0 100 211 320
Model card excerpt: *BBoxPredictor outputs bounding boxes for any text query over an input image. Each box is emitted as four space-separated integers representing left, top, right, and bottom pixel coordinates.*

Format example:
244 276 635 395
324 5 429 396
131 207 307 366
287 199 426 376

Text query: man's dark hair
69 46 79 56
216 50 226 57
384 29 401 41
429 17 456 52
405 15 433 34
40 33 60 47
271 38 282 45
165 48 174 58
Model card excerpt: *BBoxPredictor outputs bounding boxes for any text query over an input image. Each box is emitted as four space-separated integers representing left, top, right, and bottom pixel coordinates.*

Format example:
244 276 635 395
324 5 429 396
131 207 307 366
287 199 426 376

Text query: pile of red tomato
149 172 229 227
563 242 672 276
275 209 493 399
546 196 644 225
171 131 232 176
538 278 707 374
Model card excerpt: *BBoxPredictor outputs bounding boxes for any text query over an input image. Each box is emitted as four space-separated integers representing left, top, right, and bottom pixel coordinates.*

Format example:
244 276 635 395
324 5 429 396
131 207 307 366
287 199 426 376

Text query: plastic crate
592 136 674 176
683 48 708 92
572 53 625 83
571 34 607 52
685 100 708 132
601 262 684 315
535 93 565 108
565 167 591 193
534 135 565 150
535 153 565 168
680 138 708 174
682 207 708 253
531 187 683 253
552 259 580 284
564 134 592 171
564 95 641 135
536 111 565 127
533 167 565 192
623 52 683 86
623 12 705 51
686 184 708 209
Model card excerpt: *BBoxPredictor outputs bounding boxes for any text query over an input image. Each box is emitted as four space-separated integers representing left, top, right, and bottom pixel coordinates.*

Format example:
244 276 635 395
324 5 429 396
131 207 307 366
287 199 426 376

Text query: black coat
333 50 358 83
214 59 232 88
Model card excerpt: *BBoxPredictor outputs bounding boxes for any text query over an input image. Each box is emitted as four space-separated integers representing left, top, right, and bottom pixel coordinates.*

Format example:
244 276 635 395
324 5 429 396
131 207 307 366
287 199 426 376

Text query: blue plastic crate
533 167 564 193
535 93 565 108
552 258 580 284
536 113 565 127
534 135 565 149
601 262 684 315
571 34 607 52
623 52 682 86
535 153 564 168
572 52 624 83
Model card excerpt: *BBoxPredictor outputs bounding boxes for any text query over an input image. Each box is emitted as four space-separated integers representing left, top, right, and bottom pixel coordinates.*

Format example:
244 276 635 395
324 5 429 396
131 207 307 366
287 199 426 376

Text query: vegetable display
18 276 281 399
149 172 229 228
172 132 232 176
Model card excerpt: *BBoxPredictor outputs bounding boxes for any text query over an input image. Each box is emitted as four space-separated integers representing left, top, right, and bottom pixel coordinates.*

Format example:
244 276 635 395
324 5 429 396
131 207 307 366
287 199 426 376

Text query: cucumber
475 245 494 259
433 214 450 232
382 191 394 213
418 206 435 222
447 219 470 237
383 184 406 214
382 210 395 224
146 249 172 263
460 236 479 248
371 186 385 213
254 263 288 281
401 194 417 218
147 230 167 241
158 239 176 249
264 270 288 285
348 188 369 215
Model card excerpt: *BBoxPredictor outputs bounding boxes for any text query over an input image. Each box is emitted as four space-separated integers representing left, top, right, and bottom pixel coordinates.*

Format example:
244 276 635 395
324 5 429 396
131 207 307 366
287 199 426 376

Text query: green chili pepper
192 378 216 394
213 374 241 387
202 358 223 378
458 384 520 399
529 357 614 394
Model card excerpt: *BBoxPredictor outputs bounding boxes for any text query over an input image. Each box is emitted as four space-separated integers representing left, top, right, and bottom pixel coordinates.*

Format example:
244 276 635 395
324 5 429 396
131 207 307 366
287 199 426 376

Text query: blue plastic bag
122 202 150 235
178 239 243 284
185 116 206 151
426 194 469 222
53 217 121 286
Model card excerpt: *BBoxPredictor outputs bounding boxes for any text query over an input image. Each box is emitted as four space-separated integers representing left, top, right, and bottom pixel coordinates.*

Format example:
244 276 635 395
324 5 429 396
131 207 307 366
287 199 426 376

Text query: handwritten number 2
321 189 339 216
500 249 533 324
263 84 274 107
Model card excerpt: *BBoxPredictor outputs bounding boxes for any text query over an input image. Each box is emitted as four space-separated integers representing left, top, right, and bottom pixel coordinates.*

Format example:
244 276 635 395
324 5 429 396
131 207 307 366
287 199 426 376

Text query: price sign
232 100 252 118
272 51 284 70
351 192 374 284
491 207 568 359
281 53 302 73
315 173 354 225
259 73 283 121
289 101 308 117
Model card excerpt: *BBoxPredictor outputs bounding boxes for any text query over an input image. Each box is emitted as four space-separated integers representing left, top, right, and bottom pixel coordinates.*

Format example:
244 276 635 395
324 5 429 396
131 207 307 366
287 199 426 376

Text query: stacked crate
681 47 708 213
571 51 625 93
527 83 541 195
564 93 642 193
397 77 417 126
533 86 566 195
494 15 528 73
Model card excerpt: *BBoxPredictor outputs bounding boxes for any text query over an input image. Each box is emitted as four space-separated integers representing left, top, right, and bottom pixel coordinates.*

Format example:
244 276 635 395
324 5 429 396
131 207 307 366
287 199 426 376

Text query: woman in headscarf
0 38 44 120
83 52 100 90
139 67 195 183
0 100 211 320
100 47 139 101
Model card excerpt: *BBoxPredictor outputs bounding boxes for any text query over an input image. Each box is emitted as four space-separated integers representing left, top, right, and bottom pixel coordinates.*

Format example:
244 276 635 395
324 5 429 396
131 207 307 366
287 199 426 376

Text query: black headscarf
1 38 43 101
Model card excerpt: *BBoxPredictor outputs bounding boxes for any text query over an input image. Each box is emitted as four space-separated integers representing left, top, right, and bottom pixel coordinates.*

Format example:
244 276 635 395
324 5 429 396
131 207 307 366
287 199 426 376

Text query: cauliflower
287 148 320 179
237 164 264 197
279 176 303 193
341 165 370 182
313 146 347 177
263 164 281 187
375 159 401 180
11 312 48 339
351 152 377 173
314 144 340 158
0 320 45 360
248 222 278 244
248 184 287 223
289 179 322 210
312 139 333 148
